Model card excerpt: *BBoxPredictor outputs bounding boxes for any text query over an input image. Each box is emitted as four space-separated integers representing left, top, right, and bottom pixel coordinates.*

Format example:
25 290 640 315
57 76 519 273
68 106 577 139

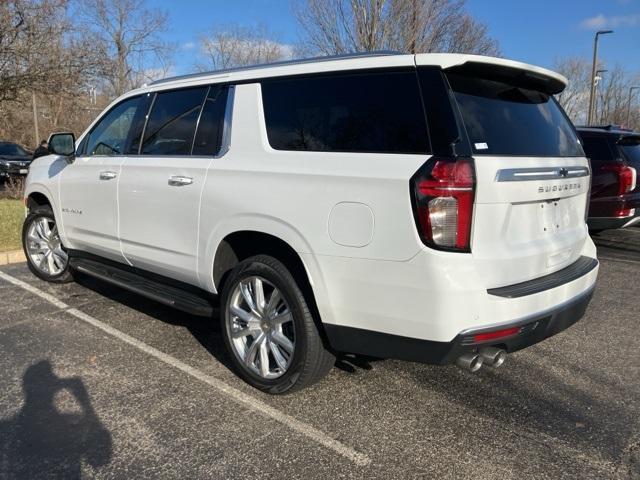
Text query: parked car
0 141 32 183
22 52 598 393
577 125 639 231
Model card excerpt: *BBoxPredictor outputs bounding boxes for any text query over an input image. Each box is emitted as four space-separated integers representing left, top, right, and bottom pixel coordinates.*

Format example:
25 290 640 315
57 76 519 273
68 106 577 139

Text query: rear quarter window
447 73 584 157
261 70 430 154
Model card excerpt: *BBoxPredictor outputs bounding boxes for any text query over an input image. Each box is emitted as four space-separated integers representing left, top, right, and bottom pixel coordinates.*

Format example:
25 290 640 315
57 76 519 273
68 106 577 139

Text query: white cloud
183 42 196 50
580 13 640 29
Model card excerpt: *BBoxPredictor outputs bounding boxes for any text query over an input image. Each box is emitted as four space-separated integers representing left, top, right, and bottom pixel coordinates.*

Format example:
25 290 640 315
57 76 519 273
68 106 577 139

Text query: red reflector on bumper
473 327 521 343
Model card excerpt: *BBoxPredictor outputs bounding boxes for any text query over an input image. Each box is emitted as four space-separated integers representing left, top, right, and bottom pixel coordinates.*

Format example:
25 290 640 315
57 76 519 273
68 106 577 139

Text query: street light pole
627 86 639 127
593 69 607 124
588 30 613 125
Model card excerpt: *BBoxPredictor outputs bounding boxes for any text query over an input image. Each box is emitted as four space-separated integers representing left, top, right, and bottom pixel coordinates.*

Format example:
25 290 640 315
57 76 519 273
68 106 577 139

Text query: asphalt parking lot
0 229 639 479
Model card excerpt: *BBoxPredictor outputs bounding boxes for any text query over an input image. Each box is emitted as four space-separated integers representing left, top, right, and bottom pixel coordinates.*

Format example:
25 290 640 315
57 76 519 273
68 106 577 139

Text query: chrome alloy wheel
226 276 295 379
25 216 68 277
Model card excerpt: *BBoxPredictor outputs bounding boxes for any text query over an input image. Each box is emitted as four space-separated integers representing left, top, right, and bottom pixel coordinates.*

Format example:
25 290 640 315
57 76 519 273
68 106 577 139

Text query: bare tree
554 56 640 129
554 57 591 124
197 24 291 71
76 0 171 97
294 0 499 56
0 0 90 103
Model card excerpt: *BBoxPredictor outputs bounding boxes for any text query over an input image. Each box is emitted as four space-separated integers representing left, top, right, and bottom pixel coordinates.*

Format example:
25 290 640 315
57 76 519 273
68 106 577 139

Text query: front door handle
168 175 193 186
99 171 117 180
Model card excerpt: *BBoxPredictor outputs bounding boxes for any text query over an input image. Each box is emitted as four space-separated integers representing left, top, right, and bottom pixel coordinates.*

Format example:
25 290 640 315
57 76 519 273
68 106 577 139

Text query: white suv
22 52 599 393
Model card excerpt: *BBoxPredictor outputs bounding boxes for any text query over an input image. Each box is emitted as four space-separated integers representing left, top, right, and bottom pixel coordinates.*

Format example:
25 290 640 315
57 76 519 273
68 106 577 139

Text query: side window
580 135 614 161
261 71 430 154
141 87 207 155
192 85 229 156
85 96 141 156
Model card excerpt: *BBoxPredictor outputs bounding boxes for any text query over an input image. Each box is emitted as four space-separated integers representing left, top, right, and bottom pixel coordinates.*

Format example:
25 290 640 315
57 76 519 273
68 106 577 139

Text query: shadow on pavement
0 360 112 479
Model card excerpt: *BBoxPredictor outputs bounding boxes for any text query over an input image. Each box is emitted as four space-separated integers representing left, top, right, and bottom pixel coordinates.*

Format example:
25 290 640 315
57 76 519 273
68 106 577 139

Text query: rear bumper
325 286 594 365
588 211 640 231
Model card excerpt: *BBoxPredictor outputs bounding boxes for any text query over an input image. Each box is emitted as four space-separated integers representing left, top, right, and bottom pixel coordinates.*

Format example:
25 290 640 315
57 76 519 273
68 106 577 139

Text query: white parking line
0 270 371 467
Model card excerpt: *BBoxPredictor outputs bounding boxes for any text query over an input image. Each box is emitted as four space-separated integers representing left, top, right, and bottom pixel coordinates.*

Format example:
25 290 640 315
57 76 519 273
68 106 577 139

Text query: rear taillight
602 163 637 195
412 157 476 252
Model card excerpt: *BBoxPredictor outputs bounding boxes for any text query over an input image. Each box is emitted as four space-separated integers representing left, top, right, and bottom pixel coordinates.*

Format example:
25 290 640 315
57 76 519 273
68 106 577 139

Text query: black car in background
0 141 32 184
577 126 640 231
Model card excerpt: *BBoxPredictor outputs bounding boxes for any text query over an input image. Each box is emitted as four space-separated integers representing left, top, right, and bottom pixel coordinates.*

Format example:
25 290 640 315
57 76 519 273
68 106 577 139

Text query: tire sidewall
221 258 310 394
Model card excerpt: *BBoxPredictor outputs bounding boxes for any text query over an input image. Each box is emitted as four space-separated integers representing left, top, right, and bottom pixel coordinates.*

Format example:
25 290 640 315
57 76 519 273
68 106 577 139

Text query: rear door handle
99 171 117 180
168 175 193 186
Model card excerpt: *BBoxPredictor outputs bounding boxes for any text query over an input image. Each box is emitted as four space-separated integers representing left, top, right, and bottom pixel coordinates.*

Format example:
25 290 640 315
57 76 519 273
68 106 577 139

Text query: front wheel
22 205 73 283
220 255 335 394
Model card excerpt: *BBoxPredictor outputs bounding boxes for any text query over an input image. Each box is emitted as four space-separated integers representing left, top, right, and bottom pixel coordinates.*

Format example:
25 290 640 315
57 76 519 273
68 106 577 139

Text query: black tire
22 205 74 283
220 255 335 394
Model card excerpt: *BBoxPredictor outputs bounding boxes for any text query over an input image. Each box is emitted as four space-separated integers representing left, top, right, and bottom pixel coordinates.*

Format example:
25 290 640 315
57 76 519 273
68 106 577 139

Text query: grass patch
0 199 24 252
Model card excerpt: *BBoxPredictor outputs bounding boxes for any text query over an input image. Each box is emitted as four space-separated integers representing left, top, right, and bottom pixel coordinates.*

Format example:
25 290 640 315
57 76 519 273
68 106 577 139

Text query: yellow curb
0 249 26 266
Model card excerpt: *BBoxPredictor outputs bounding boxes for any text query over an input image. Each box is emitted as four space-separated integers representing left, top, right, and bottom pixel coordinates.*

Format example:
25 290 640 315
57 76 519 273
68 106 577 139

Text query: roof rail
149 50 403 86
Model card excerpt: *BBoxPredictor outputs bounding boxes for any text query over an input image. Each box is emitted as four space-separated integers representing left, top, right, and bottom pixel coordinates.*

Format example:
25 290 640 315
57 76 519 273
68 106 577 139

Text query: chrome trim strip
496 166 590 182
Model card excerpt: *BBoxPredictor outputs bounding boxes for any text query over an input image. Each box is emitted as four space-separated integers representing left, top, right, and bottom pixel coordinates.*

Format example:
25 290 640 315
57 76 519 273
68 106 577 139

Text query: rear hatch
418 56 591 288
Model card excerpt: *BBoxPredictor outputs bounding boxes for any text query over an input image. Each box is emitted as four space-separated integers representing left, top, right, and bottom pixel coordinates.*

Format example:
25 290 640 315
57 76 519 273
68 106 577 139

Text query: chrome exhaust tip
479 347 507 368
456 353 484 372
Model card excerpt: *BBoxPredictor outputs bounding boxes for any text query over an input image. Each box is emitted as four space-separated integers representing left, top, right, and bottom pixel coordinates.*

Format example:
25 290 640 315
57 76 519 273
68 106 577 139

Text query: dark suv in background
577 126 640 231
0 141 32 184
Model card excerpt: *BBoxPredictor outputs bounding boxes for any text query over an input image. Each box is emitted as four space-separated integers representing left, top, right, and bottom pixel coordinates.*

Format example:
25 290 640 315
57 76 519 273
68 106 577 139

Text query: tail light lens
602 163 637 195
412 157 476 252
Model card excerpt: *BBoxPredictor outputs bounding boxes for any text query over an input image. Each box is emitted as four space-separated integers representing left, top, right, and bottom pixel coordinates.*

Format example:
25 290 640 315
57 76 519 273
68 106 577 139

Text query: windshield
0 143 28 156
446 72 584 157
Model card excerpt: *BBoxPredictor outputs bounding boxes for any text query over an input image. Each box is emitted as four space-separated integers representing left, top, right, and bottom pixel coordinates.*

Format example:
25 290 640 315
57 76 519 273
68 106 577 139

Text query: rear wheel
220 255 334 394
22 205 73 283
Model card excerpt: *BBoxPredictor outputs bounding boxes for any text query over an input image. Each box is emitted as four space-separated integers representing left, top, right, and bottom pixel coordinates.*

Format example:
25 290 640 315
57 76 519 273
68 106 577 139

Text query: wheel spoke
271 311 292 326
253 277 265 313
272 332 294 354
270 341 288 370
239 281 256 312
47 251 56 273
230 305 252 323
259 340 270 377
232 327 252 339
266 289 282 318
54 248 68 262
35 219 47 240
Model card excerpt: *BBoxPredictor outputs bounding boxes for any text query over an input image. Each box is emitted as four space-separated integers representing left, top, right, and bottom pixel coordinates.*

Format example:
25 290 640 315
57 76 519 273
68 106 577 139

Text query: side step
69 258 215 317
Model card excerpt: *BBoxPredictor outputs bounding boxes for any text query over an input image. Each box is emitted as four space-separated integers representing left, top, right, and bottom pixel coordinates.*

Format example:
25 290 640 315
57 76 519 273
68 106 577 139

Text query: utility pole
588 30 613 125
31 92 40 146
627 86 639 127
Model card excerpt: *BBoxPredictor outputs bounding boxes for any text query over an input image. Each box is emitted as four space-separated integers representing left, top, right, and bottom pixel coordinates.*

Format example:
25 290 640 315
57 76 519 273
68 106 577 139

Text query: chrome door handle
168 175 193 186
99 171 117 180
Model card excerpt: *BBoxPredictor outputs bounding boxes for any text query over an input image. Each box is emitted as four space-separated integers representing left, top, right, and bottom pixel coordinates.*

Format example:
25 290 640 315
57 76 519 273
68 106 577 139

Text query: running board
69 258 214 317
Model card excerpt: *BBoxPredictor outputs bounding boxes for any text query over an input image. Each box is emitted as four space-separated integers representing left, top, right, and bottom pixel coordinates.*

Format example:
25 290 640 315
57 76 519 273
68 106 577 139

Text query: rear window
447 73 583 157
580 134 614 161
261 70 430 154
619 138 640 165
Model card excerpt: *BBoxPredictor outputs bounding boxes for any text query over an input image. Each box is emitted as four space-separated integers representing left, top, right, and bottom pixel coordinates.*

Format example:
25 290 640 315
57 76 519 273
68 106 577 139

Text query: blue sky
157 0 640 75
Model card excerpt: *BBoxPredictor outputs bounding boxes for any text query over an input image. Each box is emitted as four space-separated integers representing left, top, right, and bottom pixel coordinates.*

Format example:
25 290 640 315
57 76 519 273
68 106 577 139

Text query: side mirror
48 132 76 159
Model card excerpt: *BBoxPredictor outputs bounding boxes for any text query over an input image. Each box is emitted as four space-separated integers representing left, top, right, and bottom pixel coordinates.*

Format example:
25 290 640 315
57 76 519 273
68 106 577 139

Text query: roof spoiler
444 61 566 95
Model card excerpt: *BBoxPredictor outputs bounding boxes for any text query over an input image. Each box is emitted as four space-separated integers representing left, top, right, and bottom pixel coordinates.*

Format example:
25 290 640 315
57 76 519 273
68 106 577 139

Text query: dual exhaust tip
456 347 507 372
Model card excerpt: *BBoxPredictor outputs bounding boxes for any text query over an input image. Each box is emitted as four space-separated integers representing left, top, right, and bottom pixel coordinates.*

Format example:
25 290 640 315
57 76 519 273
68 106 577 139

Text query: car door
59 94 150 262
118 85 229 285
